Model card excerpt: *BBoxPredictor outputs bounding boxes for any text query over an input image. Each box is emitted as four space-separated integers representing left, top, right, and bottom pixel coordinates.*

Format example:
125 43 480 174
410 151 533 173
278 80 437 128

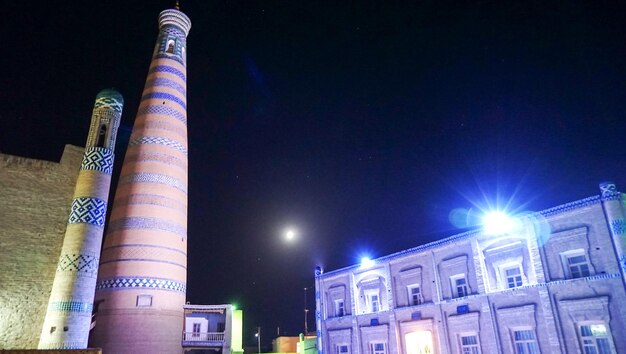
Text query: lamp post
255 326 261 354
304 287 309 336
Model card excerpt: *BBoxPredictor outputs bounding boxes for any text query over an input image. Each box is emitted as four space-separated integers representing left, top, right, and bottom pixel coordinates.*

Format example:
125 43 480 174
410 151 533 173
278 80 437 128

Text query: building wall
316 189 626 354
0 145 83 349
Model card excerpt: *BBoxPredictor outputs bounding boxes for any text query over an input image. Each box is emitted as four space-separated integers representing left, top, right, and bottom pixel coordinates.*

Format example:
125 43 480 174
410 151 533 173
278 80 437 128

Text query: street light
304 287 309 335
255 326 260 354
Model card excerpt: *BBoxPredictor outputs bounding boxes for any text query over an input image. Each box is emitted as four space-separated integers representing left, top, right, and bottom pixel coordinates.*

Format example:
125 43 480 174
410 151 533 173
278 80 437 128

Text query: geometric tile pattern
80 147 114 174
101 243 185 259
107 216 187 238
68 197 107 226
129 136 188 155
94 96 124 112
118 173 188 193
121 193 188 211
539 196 600 217
146 77 186 96
96 276 186 293
612 219 626 235
99 257 187 269
137 104 187 124
149 65 186 82
125 151 187 169
138 119 187 137
49 301 93 313
141 92 187 110
162 26 185 38
156 52 185 66
58 253 98 275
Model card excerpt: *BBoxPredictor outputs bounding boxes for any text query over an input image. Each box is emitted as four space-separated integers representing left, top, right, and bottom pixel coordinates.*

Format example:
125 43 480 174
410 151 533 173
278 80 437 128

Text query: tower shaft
39 90 123 349
91 8 191 354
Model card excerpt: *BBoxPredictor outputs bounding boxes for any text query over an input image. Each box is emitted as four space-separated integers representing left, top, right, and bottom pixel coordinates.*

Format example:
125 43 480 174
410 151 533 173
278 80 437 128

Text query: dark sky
2 0 626 348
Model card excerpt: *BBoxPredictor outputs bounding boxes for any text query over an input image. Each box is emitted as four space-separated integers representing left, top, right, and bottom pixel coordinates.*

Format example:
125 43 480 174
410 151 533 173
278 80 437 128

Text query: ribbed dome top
96 88 124 103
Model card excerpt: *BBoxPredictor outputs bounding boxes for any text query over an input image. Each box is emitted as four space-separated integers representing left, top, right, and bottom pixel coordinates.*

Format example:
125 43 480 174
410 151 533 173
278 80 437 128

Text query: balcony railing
183 332 225 342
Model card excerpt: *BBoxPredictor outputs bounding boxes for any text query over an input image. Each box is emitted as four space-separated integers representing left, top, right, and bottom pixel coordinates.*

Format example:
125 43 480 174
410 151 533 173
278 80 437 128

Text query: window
567 254 591 279
561 250 592 279
166 39 176 54
192 323 201 337
408 285 423 306
371 294 379 312
96 124 107 147
335 299 345 317
451 274 468 298
513 329 540 354
136 294 152 307
460 334 480 354
505 267 523 288
579 323 615 354
371 342 386 354
364 289 381 313
337 344 349 353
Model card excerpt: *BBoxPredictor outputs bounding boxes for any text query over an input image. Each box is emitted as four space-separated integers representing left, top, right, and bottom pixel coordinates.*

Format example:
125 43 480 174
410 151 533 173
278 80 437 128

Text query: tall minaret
38 89 123 349
90 7 191 354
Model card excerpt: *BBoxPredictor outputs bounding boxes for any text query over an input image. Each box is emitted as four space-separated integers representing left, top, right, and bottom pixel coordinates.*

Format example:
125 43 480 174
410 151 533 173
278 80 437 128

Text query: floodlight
360 257 375 268
483 211 517 235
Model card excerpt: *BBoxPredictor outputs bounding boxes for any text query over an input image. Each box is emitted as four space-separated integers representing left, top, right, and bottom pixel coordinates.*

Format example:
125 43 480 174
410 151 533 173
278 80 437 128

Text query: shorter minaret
38 89 123 349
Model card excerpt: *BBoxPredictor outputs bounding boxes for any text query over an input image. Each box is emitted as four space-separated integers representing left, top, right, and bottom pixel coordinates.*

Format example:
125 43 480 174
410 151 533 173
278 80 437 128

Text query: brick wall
0 145 83 349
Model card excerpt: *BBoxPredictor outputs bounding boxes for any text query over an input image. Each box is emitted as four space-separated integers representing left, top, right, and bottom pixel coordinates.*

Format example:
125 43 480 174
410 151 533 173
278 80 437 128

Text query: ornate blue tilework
115 193 188 213
68 197 107 226
137 104 187 124
107 216 186 237
81 147 114 174
100 258 187 269
49 301 93 313
94 96 123 112
142 92 186 109
58 253 98 275
612 219 626 235
539 196 601 217
162 26 185 38
155 53 185 66
148 65 186 82
129 136 188 155
620 256 626 274
146 77 186 96
118 173 188 193
96 276 186 293
600 182 618 198
124 152 187 170
138 119 187 137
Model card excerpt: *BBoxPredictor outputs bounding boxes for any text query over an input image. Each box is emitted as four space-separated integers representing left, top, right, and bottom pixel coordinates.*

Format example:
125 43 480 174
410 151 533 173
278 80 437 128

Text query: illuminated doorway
405 331 434 354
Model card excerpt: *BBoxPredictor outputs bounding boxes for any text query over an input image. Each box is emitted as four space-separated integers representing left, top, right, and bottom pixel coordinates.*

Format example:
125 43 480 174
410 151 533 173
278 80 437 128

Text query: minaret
38 89 123 349
90 7 191 354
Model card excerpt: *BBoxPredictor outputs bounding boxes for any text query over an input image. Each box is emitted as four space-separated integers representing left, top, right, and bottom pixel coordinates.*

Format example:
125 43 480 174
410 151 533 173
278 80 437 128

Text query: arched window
166 39 176 54
96 124 107 147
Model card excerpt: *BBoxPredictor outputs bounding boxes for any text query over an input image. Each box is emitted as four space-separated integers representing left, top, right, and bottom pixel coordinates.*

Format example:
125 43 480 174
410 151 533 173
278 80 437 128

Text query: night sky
2 0 626 348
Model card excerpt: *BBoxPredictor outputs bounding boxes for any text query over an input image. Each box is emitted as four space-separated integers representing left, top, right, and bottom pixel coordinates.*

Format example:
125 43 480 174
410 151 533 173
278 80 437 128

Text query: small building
183 304 244 354
315 182 626 354
271 334 318 354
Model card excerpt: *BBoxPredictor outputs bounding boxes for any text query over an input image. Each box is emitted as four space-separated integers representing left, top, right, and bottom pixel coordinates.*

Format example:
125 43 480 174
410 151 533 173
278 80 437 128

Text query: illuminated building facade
315 182 626 354
90 6 191 354
182 304 244 354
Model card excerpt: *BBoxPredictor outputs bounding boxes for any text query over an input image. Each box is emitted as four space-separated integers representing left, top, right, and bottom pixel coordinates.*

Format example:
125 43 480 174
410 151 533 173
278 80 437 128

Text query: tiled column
39 89 123 349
